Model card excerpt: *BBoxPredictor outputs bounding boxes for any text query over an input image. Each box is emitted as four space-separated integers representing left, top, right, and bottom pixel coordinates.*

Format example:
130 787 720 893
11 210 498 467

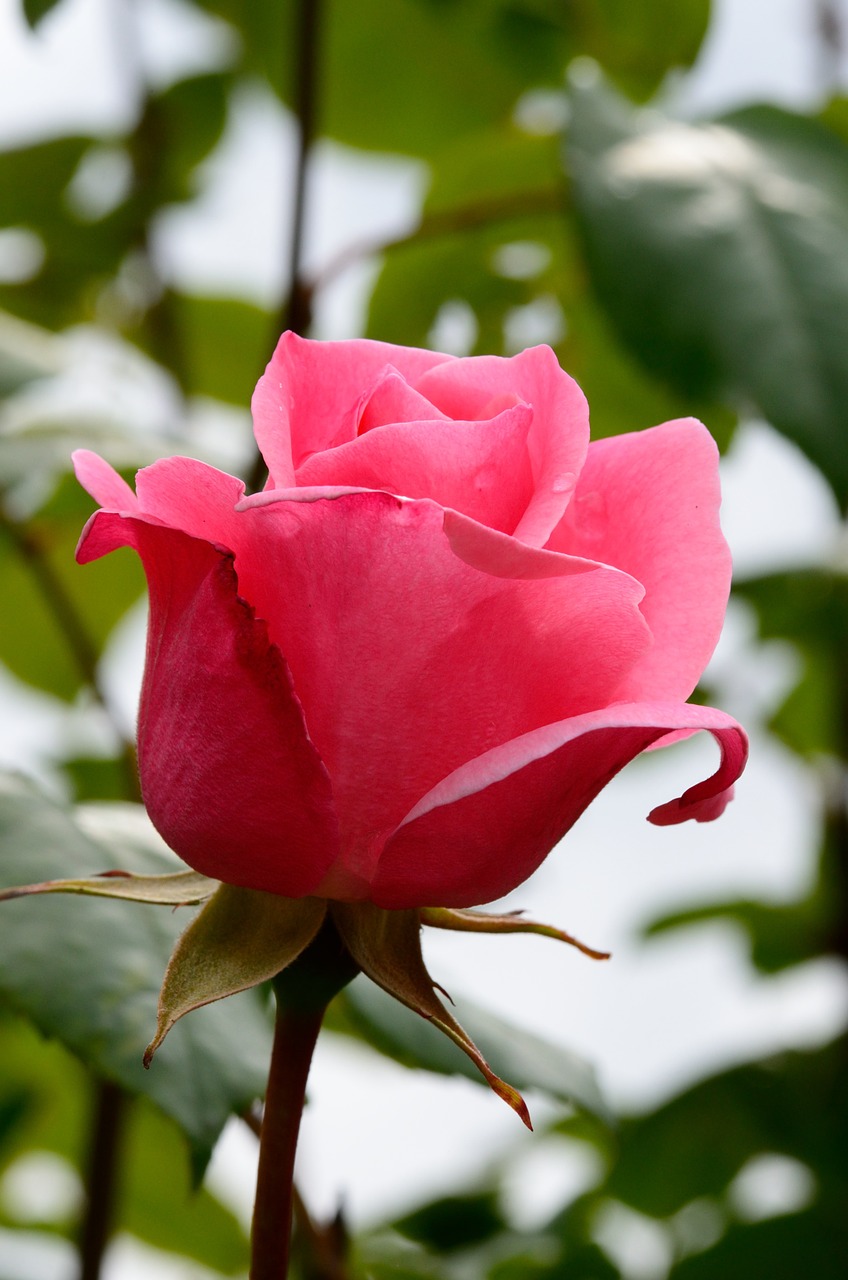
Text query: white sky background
1 0 848 1276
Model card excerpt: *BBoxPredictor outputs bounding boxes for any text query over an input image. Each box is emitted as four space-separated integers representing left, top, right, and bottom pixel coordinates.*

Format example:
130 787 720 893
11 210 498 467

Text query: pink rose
74 335 746 909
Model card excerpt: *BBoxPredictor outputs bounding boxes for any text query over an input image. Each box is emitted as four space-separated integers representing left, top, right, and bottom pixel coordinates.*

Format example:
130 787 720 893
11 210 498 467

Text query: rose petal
72 450 138 512
296 401 535 534
252 332 452 486
548 420 731 702
414 345 589 546
230 490 650 885
357 366 448 432
76 510 339 898
370 701 748 908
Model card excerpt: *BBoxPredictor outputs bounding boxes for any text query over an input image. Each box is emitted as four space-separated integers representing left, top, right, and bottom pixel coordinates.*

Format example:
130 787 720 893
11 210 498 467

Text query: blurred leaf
166 292 273 404
63 755 134 803
0 474 145 699
734 569 848 757
0 1012 249 1271
644 898 827 974
21 0 62 27
670 1209 847 1280
199 0 709 155
144 73 232 205
332 975 610 1121
0 311 60 398
368 119 733 444
119 1097 249 1273
567 76 848 507
395 1190 506 1252
605 1038 847 1218
0 776 272 1168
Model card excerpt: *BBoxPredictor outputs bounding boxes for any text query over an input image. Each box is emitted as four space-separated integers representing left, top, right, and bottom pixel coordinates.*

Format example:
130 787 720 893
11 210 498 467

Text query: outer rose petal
415 345 589 546
76 510 339 897
369 702 747 909
252 332 452 485
73 449 139 511
232 489 651 882
548 420 731 702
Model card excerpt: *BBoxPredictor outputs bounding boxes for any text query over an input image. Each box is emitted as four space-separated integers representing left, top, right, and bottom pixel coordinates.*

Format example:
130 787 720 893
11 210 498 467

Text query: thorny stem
244 1107 351 1280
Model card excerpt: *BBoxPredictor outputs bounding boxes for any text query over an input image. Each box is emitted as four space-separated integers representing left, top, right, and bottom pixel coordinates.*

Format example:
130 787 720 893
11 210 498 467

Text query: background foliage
0 0 846 1276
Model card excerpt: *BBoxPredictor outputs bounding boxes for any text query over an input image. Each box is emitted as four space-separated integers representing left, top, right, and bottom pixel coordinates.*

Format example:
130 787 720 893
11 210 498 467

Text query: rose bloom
74 336 746 909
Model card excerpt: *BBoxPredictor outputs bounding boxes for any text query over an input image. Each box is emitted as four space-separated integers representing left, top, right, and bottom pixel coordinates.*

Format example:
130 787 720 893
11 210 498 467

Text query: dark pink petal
414 345 589 545
230 490 650 888
296 402 535 534
371 702 748 908
72 450 139 511
252 332 452 486
549 420 731 702
76 511 339 897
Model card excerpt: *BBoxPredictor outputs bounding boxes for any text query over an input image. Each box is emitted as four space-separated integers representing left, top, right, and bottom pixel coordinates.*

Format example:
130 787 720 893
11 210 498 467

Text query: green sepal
144 887 327 1066
420 906 611 961
331 902 533 1129
0 868 218 906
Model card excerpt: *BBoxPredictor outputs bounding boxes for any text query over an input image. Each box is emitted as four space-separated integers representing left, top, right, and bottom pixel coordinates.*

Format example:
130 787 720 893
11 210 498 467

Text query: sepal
144 886 327 1066
331 901 533 1129
420 906 610 960
0 868 218 906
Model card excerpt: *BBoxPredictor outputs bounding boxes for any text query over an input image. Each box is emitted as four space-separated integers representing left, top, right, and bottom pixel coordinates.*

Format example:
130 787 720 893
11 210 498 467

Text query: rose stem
251 1000 325 1279
250 918 358 1279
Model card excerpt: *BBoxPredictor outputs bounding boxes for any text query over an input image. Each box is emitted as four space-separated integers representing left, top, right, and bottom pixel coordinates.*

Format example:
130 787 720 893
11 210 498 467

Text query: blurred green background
0 0 847 1276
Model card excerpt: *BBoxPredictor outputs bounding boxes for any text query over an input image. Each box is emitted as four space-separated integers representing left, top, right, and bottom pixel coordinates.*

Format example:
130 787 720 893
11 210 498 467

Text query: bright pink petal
252 332 452 487
296 402 535 534
414 345 589 545
72 450 138 511
370 701 748 908
77 511 339 897
133 455 246 546
548 420 731 702
229 490 650 888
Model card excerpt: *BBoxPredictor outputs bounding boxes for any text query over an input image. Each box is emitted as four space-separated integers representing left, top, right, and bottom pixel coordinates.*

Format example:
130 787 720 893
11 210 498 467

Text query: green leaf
0 868 218 908
0 776 272 1167
145 886 326 1064
567 75 848 506
21 0 63 28
332 902 532 1127
331 973 609 1122
421 905 610 960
